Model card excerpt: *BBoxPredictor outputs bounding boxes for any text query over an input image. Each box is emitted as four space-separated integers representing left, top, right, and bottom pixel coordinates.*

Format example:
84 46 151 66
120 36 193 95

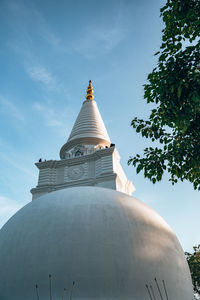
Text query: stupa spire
59 81 111 157
86 80 94 100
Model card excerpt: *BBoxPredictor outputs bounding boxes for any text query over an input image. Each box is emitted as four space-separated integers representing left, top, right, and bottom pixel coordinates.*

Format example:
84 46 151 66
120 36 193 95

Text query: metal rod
155 278 164 300
162 280 169 300
70 281 75 300
49 274 52 300
35 284 40 300
146 284 153 300
62 288 67 300
150 285 157 300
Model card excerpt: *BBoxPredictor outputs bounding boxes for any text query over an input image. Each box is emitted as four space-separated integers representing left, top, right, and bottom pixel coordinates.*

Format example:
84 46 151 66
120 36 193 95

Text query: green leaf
152 178 156 184
177 86 182 98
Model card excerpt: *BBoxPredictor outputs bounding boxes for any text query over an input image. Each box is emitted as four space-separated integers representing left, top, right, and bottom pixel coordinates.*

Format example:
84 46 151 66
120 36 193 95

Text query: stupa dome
0 186 193 300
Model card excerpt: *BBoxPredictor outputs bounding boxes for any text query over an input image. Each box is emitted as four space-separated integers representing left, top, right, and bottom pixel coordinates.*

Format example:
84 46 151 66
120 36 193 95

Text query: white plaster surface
31 147 134 199
0 187 193 300
68 100 110 145
60 100 111 157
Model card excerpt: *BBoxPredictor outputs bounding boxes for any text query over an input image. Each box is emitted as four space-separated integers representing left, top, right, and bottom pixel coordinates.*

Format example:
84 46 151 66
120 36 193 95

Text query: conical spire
86 80 94 100
60 81 111 158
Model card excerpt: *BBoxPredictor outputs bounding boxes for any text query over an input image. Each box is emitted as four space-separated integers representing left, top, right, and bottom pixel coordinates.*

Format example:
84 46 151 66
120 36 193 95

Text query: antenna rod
49 274 52 300
162 280 169 300
150 285 157 300
35 284 40 300
146 284 153 300
62 288 67 300
70 281 75 300
155 278 164 300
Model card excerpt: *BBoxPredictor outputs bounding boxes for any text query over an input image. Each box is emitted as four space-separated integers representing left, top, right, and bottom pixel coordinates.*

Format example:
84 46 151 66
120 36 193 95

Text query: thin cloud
6 0 64 52
26 64 57 90
30 6 65 52
0 151 36 179
0 195 23 228
5 1 67 92
24 61 69 94
33 101 74 138
75 19 126 59
0 96 24 121
33 102 63 127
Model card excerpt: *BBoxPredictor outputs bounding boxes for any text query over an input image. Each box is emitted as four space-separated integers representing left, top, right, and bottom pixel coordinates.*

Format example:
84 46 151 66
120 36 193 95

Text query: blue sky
0 0 199 252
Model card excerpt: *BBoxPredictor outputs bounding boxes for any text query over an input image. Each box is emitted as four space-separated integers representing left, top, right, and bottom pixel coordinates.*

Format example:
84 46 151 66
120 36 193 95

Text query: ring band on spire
86 80 94 100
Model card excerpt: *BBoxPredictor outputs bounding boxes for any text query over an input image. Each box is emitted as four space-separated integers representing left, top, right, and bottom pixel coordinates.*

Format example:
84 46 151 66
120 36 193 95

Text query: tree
128 0 200 190
185 245 200 298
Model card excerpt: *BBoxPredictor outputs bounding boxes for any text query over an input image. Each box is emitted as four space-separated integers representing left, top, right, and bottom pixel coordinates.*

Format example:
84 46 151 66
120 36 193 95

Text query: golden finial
86 80 94 100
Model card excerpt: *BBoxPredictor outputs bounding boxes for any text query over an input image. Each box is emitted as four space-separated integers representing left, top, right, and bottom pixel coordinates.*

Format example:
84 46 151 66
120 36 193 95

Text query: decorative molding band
60 137 111 157
36 147 116 169
31 172 117 198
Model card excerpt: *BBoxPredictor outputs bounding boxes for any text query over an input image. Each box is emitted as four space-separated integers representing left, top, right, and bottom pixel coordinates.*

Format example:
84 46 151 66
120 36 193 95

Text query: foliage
185 245 200 298
128 0 200 190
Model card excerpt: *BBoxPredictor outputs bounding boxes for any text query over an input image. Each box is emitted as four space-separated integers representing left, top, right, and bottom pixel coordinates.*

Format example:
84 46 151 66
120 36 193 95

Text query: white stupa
0 81 193 299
